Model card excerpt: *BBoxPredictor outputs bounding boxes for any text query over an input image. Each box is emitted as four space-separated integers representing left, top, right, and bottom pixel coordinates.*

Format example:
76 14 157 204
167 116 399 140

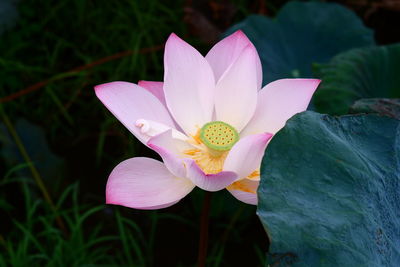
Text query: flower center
199 121 239 151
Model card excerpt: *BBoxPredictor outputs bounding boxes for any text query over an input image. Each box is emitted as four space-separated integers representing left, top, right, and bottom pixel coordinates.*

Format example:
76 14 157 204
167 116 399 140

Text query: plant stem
197 191 212 267
0 107 67 235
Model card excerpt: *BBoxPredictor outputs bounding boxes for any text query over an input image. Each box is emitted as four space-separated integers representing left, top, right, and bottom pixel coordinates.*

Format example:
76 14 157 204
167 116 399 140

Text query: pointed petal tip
231 29 246 37
94 81 119 96
94 81 131 92
166 32 182 44
234 29 244 34
262 132 274 140
232 30 253 44
94 82 108 93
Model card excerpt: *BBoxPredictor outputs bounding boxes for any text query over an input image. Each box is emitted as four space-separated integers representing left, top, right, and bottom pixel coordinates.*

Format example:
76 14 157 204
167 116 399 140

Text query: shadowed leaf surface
314 43 400 115
350 98 400 119
0 0 18 35
258 111 400 266
224 1 374 84
0 119 64 185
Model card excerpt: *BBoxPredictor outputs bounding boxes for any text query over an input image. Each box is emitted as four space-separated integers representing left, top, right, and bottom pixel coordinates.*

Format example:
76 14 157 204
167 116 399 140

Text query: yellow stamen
247 170 260 180
183 122 258 178
227 180 256 194
183 146 228 174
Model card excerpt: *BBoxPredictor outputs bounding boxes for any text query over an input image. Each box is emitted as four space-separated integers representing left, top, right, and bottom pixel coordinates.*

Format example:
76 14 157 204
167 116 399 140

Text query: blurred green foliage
1 0 400 266
0 0 268 266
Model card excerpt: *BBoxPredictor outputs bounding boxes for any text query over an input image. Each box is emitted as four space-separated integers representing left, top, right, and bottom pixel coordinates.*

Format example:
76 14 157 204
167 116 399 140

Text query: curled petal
227 178 259 205
184 159 237 192
136 119 188 141
106 157 195 210
206 30 262 88
224 133 272 180
148 130 194 178
241 79 321 136
164 33 215 135
95 81 175 145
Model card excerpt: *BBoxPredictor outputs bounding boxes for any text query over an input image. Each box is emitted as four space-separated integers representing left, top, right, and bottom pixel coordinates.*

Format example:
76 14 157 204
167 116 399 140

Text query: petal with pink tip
206 30 262 88
184 159 237 192
227 179 259 205
95 81 175 144
163 33 215 135
106 157 195 210
138 80 166 107
223 133 272 180
147 130 194 178
241 79 321 136
214 45 259 132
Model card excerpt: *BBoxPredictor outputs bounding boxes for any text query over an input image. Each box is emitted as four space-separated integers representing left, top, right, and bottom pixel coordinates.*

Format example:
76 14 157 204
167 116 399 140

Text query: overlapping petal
138 80 166 107
106 157 195 210
95 81 175 144
147 130 193 178
224 133 272 179
241 79 321 136
227 178 259 205
164 33 215 135
184 159 237 191
97 32 321 208
214 45 259 132
206 30 262 88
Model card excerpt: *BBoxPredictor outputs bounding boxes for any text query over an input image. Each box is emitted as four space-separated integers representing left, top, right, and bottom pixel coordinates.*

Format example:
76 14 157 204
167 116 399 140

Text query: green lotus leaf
258 111 400 266
224 1 374 84
314 44 400 115
349 98 400 120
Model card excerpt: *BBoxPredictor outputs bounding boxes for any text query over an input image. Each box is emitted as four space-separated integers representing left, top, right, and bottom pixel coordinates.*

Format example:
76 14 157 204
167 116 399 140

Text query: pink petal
95 81 175 144
227 179 259 205
241 79 321 136
106 157 195 210
137 81 183 132
214 45 259 132
147 130 194 178
138 81 166 107
184 159 238 192
163 33 215 135
206 30 262 88
223 133 272 180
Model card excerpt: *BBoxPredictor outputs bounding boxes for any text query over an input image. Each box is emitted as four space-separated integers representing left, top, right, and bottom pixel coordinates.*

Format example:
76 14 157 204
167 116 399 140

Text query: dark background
1 0 399 266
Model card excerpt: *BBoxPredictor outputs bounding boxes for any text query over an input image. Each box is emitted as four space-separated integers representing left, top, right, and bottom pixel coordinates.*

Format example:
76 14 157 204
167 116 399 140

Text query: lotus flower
95 30 320 209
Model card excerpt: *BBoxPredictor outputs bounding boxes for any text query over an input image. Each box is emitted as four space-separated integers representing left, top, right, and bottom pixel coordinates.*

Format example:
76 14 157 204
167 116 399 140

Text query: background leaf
224 1 374 84
0 0 18 35
0 119 64 189
258 111 400 266
314 43 400 115
349 98 400 120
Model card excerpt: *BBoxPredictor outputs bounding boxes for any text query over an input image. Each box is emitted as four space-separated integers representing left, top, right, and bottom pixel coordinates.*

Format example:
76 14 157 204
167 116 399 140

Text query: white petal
95 81 175 145
241 79 320 136
147 130 193 178
224 133 272 180
184 159 238 192
163 33 215 135
206 30 262 88
106 157 195 210
214 45 259 132
227 179 259 205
